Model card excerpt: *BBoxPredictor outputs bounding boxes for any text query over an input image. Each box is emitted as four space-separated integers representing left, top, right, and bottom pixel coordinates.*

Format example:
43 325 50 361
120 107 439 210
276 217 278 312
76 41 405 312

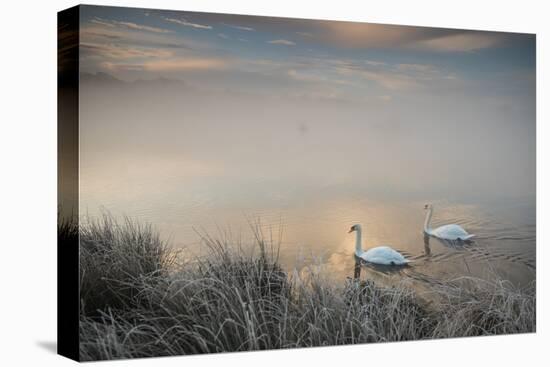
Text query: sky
79 5 535 105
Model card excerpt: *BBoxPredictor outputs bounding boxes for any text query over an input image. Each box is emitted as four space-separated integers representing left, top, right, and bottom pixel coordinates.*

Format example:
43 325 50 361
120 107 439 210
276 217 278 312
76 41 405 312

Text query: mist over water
79 77 535 289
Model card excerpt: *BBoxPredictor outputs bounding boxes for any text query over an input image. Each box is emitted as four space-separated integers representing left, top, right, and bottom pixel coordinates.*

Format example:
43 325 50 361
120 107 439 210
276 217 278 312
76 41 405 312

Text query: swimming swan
423 204 475 241
348 224 409 265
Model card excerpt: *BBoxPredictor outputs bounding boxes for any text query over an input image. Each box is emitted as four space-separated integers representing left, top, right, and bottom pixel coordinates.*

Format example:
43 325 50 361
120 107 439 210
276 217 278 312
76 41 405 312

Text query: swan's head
348 224 362 233
424 204 433 210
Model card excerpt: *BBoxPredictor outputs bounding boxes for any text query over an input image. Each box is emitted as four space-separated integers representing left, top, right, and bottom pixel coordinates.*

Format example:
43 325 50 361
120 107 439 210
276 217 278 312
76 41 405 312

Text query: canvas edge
57 4 81 362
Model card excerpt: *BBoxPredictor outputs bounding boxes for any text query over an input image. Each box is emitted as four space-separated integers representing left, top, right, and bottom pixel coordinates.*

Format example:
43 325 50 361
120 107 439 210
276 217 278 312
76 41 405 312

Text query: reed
76 215 535 361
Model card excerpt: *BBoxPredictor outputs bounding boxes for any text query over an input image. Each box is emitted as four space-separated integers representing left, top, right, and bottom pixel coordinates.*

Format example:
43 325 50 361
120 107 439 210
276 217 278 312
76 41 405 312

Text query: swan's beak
348 228 354 233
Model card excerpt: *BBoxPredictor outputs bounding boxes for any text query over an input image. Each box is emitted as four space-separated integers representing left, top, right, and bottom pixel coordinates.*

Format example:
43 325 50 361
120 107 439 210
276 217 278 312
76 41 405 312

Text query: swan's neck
424 208 433 233
354 228 363 256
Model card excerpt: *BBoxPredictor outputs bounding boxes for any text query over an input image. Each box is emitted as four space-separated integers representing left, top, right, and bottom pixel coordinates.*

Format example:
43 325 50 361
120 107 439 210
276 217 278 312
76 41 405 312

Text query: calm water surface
79 80 536 290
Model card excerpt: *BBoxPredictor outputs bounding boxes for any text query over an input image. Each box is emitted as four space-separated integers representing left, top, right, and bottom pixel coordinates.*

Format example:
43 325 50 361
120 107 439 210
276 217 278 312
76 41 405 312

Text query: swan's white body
423 204 475 241
349 224 409 265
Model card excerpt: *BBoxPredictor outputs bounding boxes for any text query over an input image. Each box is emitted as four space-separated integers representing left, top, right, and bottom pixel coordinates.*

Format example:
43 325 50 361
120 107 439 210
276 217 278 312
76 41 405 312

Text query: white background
0 0 547 365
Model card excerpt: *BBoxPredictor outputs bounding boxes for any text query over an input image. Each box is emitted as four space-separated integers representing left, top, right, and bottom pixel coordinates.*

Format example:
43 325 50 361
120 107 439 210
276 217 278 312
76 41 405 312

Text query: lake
79 77 536 290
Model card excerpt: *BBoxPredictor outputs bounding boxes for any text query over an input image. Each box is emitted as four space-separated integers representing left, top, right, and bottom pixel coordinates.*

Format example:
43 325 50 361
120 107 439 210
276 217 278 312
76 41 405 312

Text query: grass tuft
79 213 176 316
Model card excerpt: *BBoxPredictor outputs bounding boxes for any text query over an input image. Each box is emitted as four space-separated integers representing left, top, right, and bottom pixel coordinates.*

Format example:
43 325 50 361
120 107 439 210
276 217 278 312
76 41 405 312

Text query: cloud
332 60 450 90
81 43 174 59
365 60 387 67
89 17 172 34
112 20 172 34
287 69 350 85
90 18 115 28
241 56 448 92
268 39 296 46
102 57 228 72
101 62 144 71
287 69 347 84
396 63 437 73
164 18 212 30
319 22 426 48
313 21 505 52
408 33 502 52
217 33 229 39
145 58 226 71
81 20 210 52
223 23 255 31
356 70 418 90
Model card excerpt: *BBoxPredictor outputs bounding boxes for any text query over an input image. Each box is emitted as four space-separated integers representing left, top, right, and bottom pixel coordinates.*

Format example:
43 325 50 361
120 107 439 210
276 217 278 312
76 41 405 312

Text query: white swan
423 204 475 241
348 224 409 265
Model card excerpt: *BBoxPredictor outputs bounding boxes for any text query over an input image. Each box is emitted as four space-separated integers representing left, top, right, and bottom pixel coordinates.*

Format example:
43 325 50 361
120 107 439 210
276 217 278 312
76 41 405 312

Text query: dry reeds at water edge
73 214 535 361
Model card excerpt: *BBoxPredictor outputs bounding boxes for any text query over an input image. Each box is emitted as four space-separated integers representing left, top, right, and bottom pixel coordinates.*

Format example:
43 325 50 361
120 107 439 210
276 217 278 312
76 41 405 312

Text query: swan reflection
423 233 431 257
431 235 474 250
354 254 407 277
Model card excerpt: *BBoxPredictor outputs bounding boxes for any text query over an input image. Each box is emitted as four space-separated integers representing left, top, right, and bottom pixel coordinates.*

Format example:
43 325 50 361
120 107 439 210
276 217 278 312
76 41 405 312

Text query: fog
79 75 535 215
